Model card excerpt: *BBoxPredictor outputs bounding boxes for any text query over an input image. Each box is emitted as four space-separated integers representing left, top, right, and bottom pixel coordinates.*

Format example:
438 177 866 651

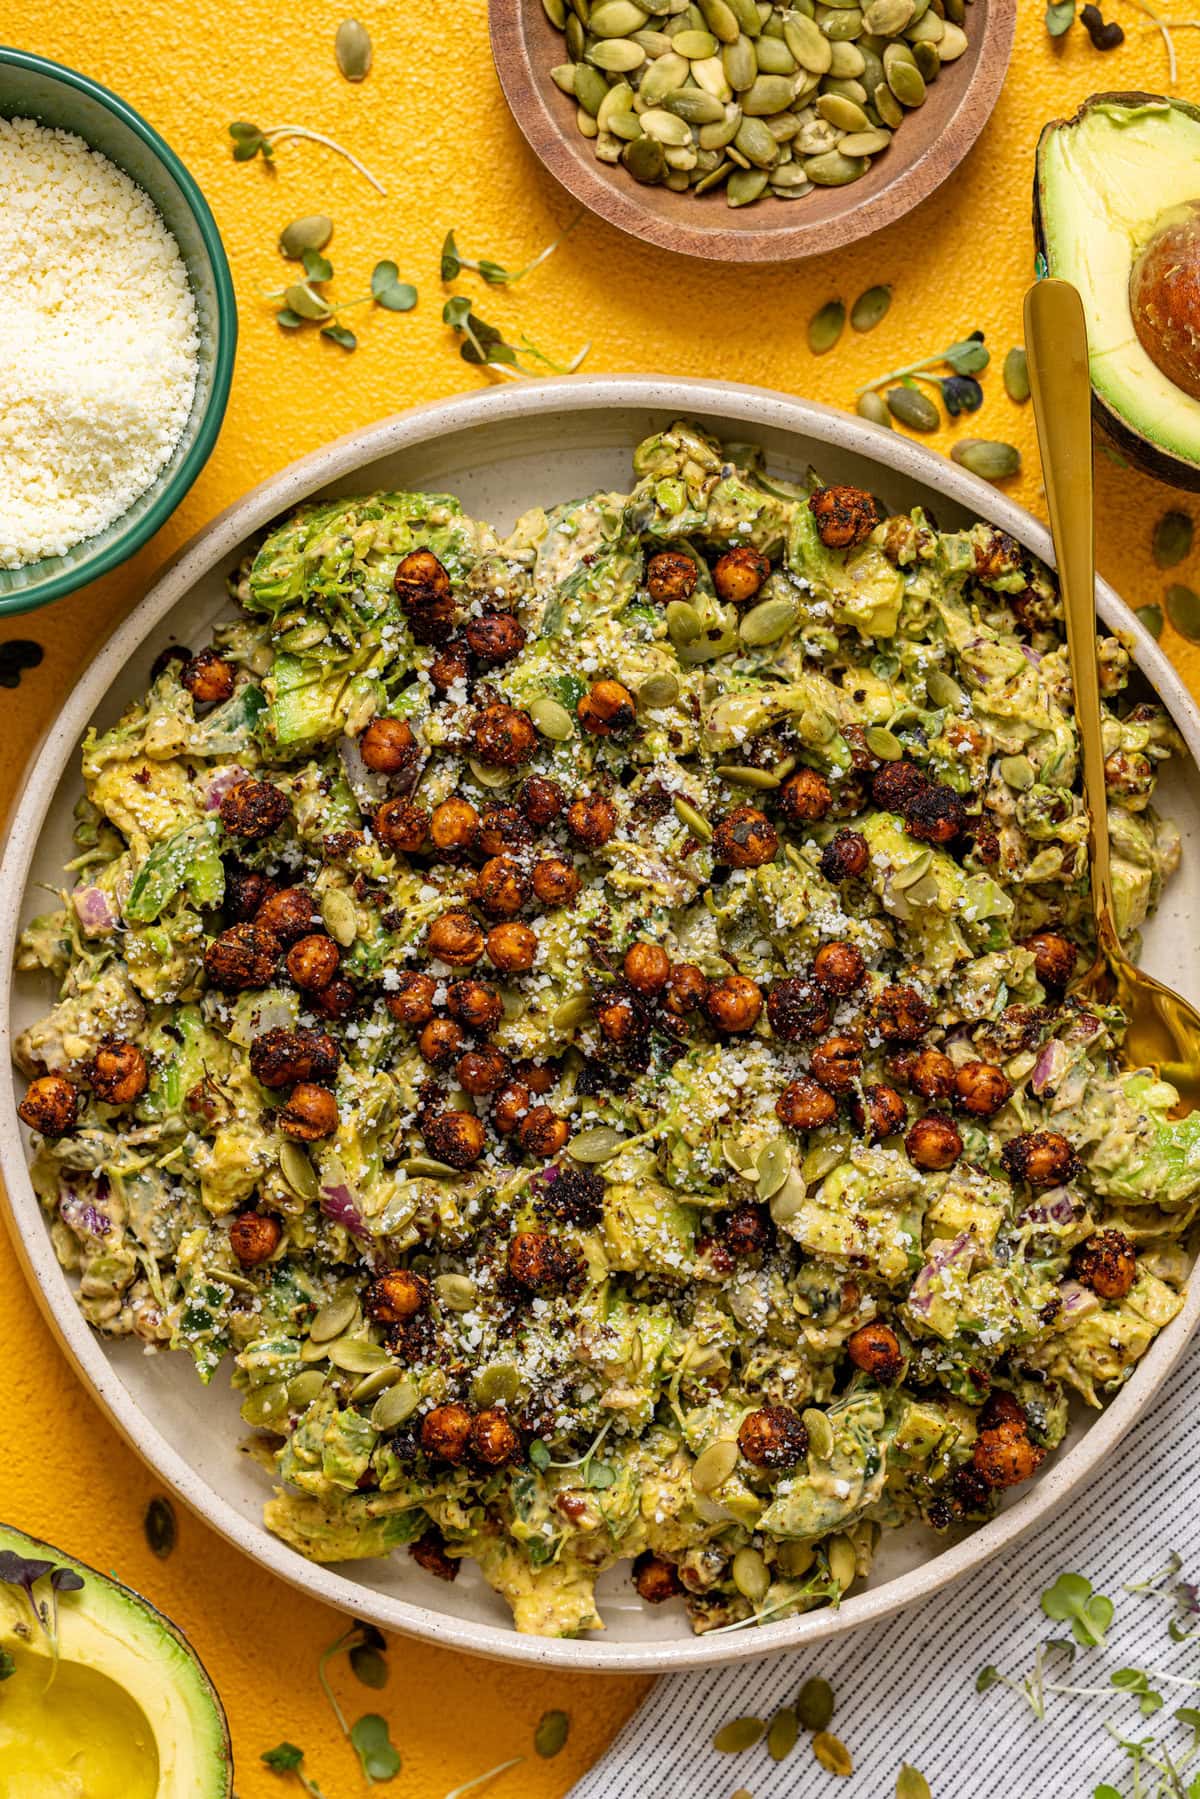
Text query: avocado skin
1033 90 1200 492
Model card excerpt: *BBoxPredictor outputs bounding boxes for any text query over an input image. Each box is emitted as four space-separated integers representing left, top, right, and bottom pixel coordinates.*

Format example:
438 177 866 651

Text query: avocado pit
1131 200 1200 401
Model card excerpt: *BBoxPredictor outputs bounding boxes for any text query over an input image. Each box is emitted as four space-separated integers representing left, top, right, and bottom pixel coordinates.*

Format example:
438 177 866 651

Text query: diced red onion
320 1183 370 1243
907 1228 974 1315
1058 1279 1100 1320
1031 1039 1070 1097
71 885 116 936
1018 1188 1076 1227
59 1190 110 1238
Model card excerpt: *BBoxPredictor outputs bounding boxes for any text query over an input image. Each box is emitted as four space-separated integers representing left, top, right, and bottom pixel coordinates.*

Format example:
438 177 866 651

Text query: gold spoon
1024 276 1200 1114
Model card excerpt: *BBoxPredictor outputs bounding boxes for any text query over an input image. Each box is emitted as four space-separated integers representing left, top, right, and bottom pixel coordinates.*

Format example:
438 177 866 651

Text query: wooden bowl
490 0 1017 263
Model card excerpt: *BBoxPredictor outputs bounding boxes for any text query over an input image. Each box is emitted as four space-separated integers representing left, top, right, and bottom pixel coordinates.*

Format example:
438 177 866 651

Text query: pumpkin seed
335 18 373 80
310 1293 358 1343
543 0 568 24
674 25 720 53
820 7 865 38
864 723 903 759
590 0 650 31
808 298 846 354
797 1676 836 1731
280 215 334 260
891 847 933 889
767 1706 799 1761
370 1379 419 1431
817 92 870 131
897 1767 933 1799
829 38 867 73
926 667 963 709
551 993 591 1030
713 1716 765 1753
566 12 586 57
397 1156 459 1178
623 133 668 181
909 5 943 35
838 127 889 157
857 390 893 429
951 439 1021 481
723 1133 758 1173
285 282 331 322
887 385 939 431
321 886 358 947
588 36 647 68
716 763 782 789
242 1381 289 1427
144 1495 177 1559
785 10 834 69
666 86 727 123
1136 602 1164 639
1154 509 1193 568
822 73 868 102
692 1437 738 1491
874 80 904 126
666 599 703 645
803 1406 835 1459
641 106 694 144
813 1730 854 1775
326 1336 388 1374
691 53 734 98
743 72 799 114
999 753 1034 790
827 1533 858 1590
756 33 798 70
597 79 634 128
777 1539 816 1577
568 1124 629 1162
535 1710 571 1759
769 1168 807 1222
530 694 575 740
287 1369 328 1408
699 0 742 40
280 1140 319 1200
732 1546 770 1603
849 285 893 334
735 115 780 165
574 62 610 113
1167 582 1200 641
912 41 940 79
939 18 968 55
724 34 759 87
639 50 690 100
863 0 913 28
805 148 869 185
436 1273 477 1311
737 593 798 644
472 1361 521 1407
350 1364 401 1404
755 1136 792 1200
885 46 926 104
638 671 681 708
727 0 762 30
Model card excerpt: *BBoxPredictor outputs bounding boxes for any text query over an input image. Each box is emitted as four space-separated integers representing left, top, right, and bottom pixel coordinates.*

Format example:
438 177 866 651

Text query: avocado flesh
0 1523 231 1799
1038 97 1200 470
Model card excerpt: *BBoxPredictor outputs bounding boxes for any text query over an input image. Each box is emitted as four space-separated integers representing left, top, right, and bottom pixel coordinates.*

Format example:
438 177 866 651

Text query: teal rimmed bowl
0 48 236 617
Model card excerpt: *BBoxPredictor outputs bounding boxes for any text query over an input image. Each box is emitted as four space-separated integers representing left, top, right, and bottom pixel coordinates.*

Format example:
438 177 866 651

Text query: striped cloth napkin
570 1329 1200 1799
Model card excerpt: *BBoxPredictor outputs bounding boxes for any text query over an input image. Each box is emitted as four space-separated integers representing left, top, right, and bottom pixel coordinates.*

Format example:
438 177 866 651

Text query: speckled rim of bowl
0 46 237 616
2 375 1198 1673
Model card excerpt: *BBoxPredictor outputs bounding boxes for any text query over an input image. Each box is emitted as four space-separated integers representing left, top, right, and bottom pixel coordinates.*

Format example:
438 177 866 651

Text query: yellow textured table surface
5 2 1200 1792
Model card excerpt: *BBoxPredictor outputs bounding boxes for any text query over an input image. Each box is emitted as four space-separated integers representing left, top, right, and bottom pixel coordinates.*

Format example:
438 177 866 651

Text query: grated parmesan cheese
0 116 200 569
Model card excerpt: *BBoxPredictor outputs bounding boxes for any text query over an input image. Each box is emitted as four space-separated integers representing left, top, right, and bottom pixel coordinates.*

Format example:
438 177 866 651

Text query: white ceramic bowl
4 377 1199 1673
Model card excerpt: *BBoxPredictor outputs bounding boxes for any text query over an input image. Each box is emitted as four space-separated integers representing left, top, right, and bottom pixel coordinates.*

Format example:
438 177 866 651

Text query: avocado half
1035 92 1200 491
0 1521 232 1797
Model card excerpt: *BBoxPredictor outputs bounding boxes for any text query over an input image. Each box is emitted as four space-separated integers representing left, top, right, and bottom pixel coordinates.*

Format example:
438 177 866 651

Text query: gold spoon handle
1024 279 1119 957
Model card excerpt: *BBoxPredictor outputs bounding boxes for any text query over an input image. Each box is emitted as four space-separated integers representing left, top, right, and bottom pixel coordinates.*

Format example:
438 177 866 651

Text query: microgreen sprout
228 121 386 193
858 330 989 397
441 296 589 379
0 1550 85 1682
350 1714 403 1782
266 252 416 350
529 1418 613 1485
443 1757 525 1799
261 1742 330 1798
440 216 580 286
976 1640 1076 1720
314 1619 400 1784
1041 1571 1115 1647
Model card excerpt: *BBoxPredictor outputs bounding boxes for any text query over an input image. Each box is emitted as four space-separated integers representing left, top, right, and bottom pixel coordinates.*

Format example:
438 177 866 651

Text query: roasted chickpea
464 612 527 666
422 1108 486 1169
713 806 779 869
737 1404 808 1469
904 783 966 846
853 1083 908 1142
250 1027 339 1089
518 774 565 828
663 963 709 1018
224 865 277 923
312 979 359 1022
810 1034 863 1095
597 993 643 1048
492 1080 532 1136
455 1047 511 1097
1071 1228 1137 1300
1022 930 1077 991
847 1320 904 1383
409 1529 459 1581
447 979 504 1034
374 799 430 855
473 802 530 858
820 828 870 882
515 1059 556 1095
974 529 1025 585
420 1402 473 1464
767 977 832 1043
204 923 280 991
516 1105 570 1157
777 1075 839 1131
360 715 418 775
812 940 866 996
475 855 528 919
219 779 290 841
385 971 438 1026
507 1229 580 1293
712 545 770 605
566 794 618 848
470 702 538 769
871 760 928 814
419 1019 466 1068
578 678 636 736
89 1039 148 1105
809 483 879 550
531 857 582 907
228 1211 282 1267
633 1551 681 1604
279 1083 339 1141
905 1112 963 1171
321 831 363 863
623 941 670 995
428 638 472 694
470 1408 520 1466
430 796 480 853
426 910 485 967
486 921 538 974
872 983 930 1044
1000 1130 1077 1189
974 1430 1044 1490
18 1074 78 1136
780 766 833 825
704 974 763 1034
645 549 698 604
182 647 236 705
365 1269 429 1323
723 1203 772 1256
286 933 341 993
954 1060 1012 1119
255 887 318 945
908 1047 956 1101
394 550 455 645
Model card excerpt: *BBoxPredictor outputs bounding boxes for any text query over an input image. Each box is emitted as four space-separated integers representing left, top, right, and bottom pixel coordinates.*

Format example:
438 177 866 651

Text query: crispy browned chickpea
474 802 530 858
409 1529 459 1581
447 979 504 1034
419 1019 466 1068
531 857 582 907
507 1230 580 1292
321 831 363 863
872 983 930 1044
853 1083 908 1142
577 678 636 736
255 887 318 945
846 1321 904 1383
486 921 538 974
704 974 763 1034
426 910 485 967
904 783 966 846
623 942 670 995
663 963 709 1018
182 647 236 705
394 550 456 645
518 775 565 828
228 1211 283 1267
713 806 779 869
470 1408 520 1466
1071 1228 1137 1300
712 545 770 605
1022 930 1077 991
1001 1130 1077 1189
224 865 278 923
909 1047 956 1101
470 702 537 769
219 779 290 841
974 1430 1044 1490
430 796 480 853
385 971 438 1025
820 828 870 882
475 855 528 920
428 638 471 694
517 1105 571 1157
422 1108 486 1169
279 1083 339 1141
312 978 359 1021
360 716 418 775
89 1039 148 1106
645 549 698 604
395 548 451 603
250 1027 339 1089
597 993 643 1048
465 612 526 667
515 1060 556 1095
633 1551 682 1604
737 1404 808 1469
871 761 928 814
723 1203 771 1256
777 1075 839 1131
456 1047 510 1096
954 1061 1012 1119
204 923 280 991
566 794 618 848
780 766 833 825
810 1034 863 1095
365 1269 429 1323
492 1081 532 1136
421 1403 473 1463
767 977 832 1042
18 1074 78 1136
374 799 429 855
286 934 341 993
905 1112 963 1171
812 940 866 996
809 483 879 550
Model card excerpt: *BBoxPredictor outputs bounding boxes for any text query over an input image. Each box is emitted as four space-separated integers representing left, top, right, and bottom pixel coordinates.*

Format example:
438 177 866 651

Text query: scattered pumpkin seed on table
713 1716 766 1753
887 385 939 432
1153 509 1193 568
809 299 847 354
335 18 372 81
813 1730 854 1775
1003 345 1030 403
796 1675 836 1731
1166 583 1200 641
1136 602 1164 639
897 1766 933 1799
951 439 1021 481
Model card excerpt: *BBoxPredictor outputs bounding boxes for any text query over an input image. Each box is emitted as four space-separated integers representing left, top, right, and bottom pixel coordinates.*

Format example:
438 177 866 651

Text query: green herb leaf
263 1743 306 1771
228 121 272 161
1040 1572 1113 1647
529 1438 551 1470
440 217 579 287
321 323 358 350
976 1664 1001 1692
350 1642 389 1687
441 231 462 282
585 1462 616 1489
944 332 989 376
0 1648 15 1681
350 1713 402 1782
276 309 305 330
372 261 418 311
302 249 334 284
1046 0 1075 31
1093 1787 1123 1799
